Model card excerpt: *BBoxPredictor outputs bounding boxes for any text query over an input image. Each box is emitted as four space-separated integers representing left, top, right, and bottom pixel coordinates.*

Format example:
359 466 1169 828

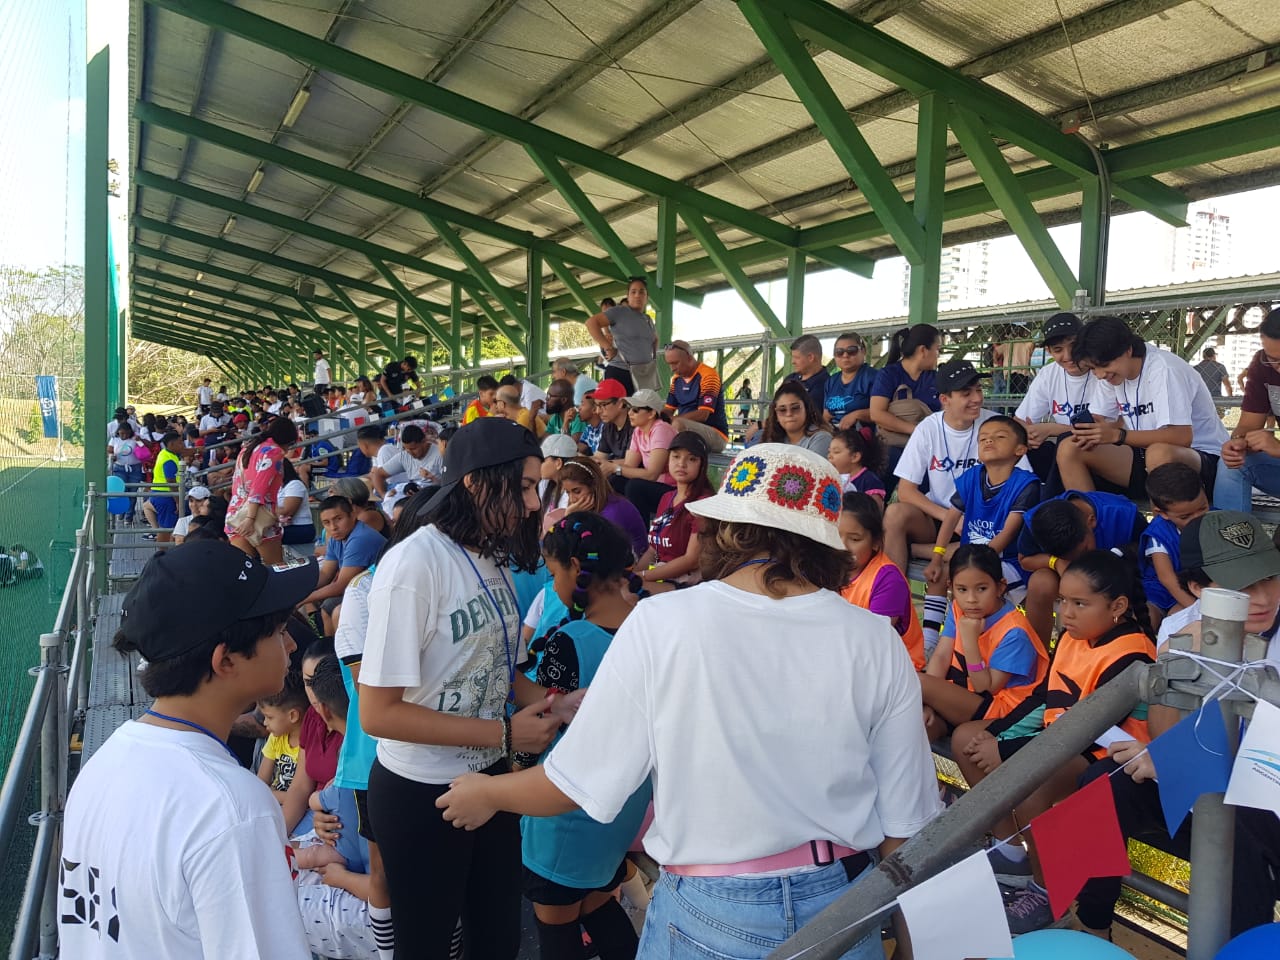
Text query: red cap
233 413 249 423
591 379 627 401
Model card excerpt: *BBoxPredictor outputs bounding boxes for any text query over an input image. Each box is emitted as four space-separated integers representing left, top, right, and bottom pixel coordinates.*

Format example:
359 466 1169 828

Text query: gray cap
1180 511 1280 591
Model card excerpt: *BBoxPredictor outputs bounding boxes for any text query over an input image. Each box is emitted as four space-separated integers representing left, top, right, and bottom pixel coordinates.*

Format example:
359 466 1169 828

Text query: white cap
541 434 579 459
187 485 211 500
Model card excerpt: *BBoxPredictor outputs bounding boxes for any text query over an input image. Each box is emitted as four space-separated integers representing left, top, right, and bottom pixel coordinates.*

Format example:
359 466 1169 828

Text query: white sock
994 840 1028 862
620 869 651 909
369 904 394 960
922 594 948 657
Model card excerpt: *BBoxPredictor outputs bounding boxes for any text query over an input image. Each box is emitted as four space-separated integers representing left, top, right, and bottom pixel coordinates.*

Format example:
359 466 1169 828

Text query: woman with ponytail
516 512 651 960
951 549 1156 933
224 414 299 564
869 323 942 489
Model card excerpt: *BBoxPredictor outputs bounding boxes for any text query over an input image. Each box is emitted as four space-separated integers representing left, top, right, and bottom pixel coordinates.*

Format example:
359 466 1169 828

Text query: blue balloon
1013 928 1132 959
1216 922 1280 959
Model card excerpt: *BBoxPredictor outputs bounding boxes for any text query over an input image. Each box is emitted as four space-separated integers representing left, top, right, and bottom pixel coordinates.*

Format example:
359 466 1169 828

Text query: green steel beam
134 169 481 291
655 198 678 376
723 346 763 391
132 289 295 349
1078 178 1108 307
322 281 400 355
86 46 110 571
527 249 548 375
738 0 924 264
526 146 646 277
471 292 527 355
132 313 248 355
132 216 483 324
423 213 529 335
449 284 464 390
293 300 361 362
133 100 624 281
1107 106 1280 181
803 245 875 277
680 209 788 340
749 0 1187 226
785 250 805 335
146 0 797 248
131 279 309 352
908 92 947 326
544 256 601 318
131 266 318 332
367 257 453 345
949 107 1077 307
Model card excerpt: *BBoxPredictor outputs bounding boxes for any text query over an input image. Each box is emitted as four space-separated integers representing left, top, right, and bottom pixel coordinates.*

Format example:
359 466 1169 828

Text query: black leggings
368 759 523 959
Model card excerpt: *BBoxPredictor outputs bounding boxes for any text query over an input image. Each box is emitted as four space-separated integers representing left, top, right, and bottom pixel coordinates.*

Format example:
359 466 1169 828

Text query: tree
125 339 221 407
0 265 85 386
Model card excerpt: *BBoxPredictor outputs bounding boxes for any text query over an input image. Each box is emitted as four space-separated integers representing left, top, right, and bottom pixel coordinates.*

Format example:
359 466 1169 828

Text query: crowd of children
62 313 1280 960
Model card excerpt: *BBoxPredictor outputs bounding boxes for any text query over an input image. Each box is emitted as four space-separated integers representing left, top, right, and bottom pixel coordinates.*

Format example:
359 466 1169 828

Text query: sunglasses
833 346 862 357
597 397 621 406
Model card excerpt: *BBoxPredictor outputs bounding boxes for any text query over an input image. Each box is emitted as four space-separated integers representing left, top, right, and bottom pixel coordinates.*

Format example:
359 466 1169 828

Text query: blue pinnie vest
954 466 1039 562
522 619 653 889
1140 515 1182 611
1025 490 1141 552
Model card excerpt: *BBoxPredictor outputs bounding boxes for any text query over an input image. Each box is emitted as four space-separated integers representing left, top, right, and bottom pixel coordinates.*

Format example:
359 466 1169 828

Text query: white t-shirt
280 478 312 527
107 419 141 442
197 385 213 406
375 444 442 483
59 722 309 960
544 582 941 865
315 358 331 385
1117 344 1229 456
894 409 1032 510
521 379 548 410
199 413 230 433
361 525 526 783
1015 362 1121 426
109 437 140 468
215 392 228 402
173 514 195 539
334 570 374 663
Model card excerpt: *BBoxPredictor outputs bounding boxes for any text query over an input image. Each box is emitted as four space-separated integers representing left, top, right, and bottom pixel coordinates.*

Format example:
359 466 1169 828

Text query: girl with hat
358 417 579 959
437 444 940 959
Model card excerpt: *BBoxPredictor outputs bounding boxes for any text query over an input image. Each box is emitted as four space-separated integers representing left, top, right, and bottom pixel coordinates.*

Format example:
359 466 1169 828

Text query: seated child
839 493 925 668
919 545 1049 745
1141 462 1209 623
827 428 886 509
257 678 309 801
950 551 1156 933
1017 490 1147 645
924 416 1040 622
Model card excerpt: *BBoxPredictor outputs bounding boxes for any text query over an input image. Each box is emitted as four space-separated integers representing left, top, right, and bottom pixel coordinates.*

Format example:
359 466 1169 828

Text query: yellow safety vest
152 449 181 493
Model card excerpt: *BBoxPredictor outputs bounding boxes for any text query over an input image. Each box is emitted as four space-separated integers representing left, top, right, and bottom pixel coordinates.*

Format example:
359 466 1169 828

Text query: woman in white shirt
358 418 571 958
1060 317 1228 500
437 444 940 960
277 459 315 546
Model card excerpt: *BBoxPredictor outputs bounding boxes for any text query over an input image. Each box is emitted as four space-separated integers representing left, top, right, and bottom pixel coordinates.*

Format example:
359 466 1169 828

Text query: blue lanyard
455 544 518 702
940 419 976 471
144 709 238 762
1064 366 1086 416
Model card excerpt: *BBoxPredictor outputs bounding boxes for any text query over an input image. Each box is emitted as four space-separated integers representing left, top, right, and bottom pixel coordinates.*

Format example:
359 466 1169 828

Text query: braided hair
542 511 642 620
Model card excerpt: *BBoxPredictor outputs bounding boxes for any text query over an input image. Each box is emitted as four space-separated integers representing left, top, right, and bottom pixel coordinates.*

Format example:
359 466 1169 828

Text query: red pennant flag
1029 775 1131 918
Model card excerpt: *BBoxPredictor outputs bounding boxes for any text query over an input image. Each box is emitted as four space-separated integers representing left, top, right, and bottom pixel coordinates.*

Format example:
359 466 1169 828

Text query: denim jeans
1212 452 1280 510
639 858 882 960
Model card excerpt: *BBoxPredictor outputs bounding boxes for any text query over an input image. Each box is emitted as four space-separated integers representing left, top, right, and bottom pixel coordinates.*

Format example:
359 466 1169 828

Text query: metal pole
73 530 89 713
8 816 55 960
37 631 64 957
1185 590 1245 960
769 665 1145 960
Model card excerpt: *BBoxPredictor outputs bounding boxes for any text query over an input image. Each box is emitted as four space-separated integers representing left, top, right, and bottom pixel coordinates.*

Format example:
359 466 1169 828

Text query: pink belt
665 841 860 878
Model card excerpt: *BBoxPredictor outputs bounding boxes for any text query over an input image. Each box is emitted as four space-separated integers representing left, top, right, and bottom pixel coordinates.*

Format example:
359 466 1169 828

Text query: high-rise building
903 239 991 309
1172 205 1232 276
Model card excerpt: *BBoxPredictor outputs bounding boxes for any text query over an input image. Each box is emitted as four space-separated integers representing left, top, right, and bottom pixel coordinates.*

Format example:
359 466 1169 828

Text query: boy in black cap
59 543 318 959
1014 312 1122 486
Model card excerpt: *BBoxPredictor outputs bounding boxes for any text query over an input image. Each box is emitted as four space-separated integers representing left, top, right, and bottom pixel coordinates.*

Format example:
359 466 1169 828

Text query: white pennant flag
897 850 1014 960
1225 699 1280 818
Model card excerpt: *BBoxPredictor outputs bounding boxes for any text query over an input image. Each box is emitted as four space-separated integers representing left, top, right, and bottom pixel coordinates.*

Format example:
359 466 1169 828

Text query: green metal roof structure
113 0 1280 388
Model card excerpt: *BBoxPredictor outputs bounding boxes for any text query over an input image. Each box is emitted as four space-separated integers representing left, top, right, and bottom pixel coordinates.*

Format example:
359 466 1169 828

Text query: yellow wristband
932 545 947 556
1048 555 1059 572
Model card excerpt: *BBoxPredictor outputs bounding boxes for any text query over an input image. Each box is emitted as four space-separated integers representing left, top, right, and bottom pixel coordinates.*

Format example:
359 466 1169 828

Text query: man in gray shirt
1194 346 1232 399
586 278 659 392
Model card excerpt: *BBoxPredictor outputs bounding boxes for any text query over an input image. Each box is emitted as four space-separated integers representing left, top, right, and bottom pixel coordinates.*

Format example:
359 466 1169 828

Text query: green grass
0 461 84 950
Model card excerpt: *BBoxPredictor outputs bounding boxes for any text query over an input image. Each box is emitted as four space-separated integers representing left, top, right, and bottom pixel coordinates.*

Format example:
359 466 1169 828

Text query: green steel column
450 283 464 392
472 321 483 373
395 301 406 357
357 326 368 378
908 93 947 327
85 45 110 580
786 250 806 335
526 248 548 377
655 198 678 384
1078 177 1109 308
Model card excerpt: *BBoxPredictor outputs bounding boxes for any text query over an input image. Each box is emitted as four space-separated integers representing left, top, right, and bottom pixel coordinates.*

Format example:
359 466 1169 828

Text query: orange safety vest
841 552 925 669
1046 627 1155 757
946 603 1049 720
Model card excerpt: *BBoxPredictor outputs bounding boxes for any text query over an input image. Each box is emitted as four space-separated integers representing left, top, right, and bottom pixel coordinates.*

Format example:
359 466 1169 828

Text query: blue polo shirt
824 365 878 420
324 520 384 569
870 363 940 411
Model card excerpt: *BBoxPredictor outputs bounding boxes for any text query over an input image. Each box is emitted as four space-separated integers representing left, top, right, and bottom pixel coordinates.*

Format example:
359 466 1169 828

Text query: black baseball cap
424 416 544 511
1041 312 1082 346
669 430 708 459
936 359 987 393
1180 512 1280 591
120 542 318 661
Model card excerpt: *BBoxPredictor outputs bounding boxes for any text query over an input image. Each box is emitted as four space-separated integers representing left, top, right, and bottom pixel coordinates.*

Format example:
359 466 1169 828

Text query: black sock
581 898 638 960
535 917 587 960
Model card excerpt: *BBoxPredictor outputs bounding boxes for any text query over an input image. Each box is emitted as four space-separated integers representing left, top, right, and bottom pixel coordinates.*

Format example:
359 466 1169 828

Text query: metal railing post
1185 590 1245 960
37 632 65 957
73 529 89 714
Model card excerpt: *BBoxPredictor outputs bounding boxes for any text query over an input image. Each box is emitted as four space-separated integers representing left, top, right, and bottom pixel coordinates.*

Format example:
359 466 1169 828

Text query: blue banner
35 376 59 439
